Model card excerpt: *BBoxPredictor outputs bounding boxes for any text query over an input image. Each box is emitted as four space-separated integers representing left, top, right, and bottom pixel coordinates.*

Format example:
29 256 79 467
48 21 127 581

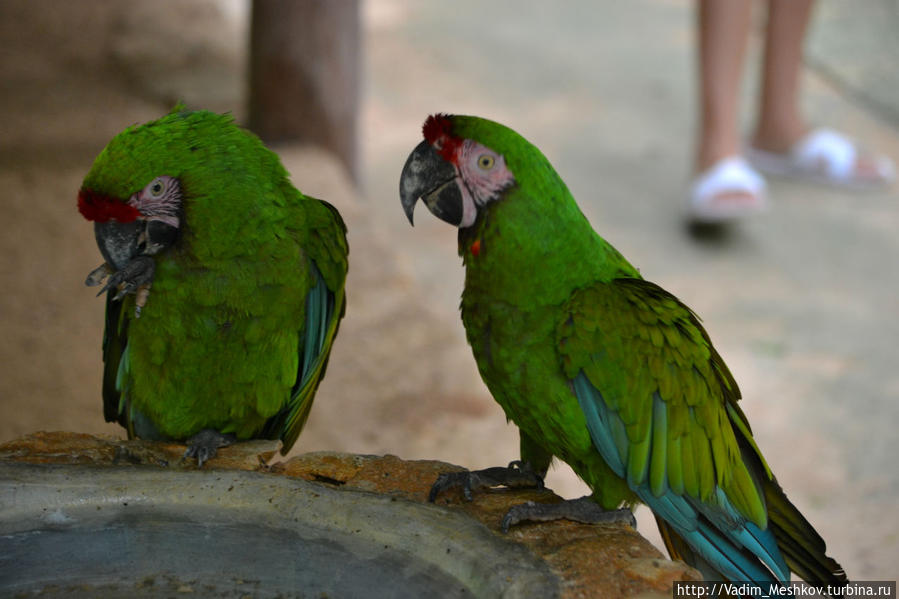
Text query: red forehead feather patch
77 188 140 223
423 113 462 162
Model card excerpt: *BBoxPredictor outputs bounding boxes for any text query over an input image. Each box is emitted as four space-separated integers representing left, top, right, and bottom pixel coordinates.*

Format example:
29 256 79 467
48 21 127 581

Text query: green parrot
78 108 348 465
399 113 846 584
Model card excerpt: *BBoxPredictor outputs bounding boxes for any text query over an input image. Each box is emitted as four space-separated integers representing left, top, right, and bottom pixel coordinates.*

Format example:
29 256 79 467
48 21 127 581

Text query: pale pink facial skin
127 175 182 229
453 139 515 228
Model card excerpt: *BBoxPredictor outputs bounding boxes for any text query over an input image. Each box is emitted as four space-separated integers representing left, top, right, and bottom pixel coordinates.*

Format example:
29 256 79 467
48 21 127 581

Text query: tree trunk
248 0 360 182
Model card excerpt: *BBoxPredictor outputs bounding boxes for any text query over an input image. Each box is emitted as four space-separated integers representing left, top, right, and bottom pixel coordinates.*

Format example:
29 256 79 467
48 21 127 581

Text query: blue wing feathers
300 265 328 382
573 372 789 582
573 373 626 477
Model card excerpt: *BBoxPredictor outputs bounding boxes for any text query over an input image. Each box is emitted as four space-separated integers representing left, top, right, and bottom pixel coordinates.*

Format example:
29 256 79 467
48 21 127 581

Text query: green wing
558 277 765 514
261 198 348 453
558 277 785 581
100 291 131 432
260 261 346 453
558 277 843 583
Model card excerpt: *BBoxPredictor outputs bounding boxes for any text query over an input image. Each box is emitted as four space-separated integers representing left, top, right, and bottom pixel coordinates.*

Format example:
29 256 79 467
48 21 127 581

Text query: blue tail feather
573 372 789 582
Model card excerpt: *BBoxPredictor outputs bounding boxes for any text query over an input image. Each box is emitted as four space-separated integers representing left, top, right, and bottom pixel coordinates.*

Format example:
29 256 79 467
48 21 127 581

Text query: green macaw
78 108 348 465
399 113 845 583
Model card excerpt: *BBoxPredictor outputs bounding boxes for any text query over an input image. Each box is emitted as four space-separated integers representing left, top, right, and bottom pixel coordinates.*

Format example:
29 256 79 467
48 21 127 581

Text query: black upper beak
94 217 179 274
94 220 144 271
399 140 463 227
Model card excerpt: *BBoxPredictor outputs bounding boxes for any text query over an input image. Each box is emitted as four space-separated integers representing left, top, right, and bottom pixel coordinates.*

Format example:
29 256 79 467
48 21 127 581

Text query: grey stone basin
0 462 559 598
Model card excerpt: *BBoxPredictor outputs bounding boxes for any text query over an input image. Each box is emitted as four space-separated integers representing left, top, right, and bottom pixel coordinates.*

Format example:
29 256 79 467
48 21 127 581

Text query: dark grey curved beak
399 140 463 226
94 220 143 271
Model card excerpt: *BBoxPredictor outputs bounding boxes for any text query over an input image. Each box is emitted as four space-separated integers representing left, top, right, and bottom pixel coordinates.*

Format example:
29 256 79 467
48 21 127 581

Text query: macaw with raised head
399 113 845 584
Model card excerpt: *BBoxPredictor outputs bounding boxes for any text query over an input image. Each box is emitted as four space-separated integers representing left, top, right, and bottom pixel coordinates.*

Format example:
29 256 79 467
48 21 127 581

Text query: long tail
761 477 846 584
656 440 847 584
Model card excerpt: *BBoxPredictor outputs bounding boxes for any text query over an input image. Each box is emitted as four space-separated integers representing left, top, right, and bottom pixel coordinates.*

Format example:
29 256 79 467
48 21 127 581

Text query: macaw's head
399 113 528 229
78 175 181 271
76 108 216 270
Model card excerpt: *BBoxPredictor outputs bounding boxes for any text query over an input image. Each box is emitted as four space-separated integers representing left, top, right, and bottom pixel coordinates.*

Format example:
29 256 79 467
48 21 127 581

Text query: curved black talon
500 495 636 533
428 460 545 503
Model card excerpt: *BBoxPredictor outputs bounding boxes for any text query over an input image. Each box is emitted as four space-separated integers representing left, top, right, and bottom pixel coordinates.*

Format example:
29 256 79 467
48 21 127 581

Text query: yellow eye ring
477 154 495 170
149 178 166 198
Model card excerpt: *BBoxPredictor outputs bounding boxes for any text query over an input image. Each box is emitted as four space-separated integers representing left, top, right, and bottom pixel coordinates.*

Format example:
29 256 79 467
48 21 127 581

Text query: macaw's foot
500 495 636 533
94 255 156 317
428 460 544 502
183 429 236 467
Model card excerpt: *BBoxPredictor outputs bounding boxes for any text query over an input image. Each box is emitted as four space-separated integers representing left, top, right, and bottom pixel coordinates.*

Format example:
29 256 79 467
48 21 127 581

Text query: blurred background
1 0 897 579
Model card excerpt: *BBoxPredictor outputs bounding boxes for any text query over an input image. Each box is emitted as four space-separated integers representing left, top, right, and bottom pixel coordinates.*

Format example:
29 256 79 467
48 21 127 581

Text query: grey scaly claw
94 256 156 317
428 460 544 502
85 263 114 287
183 429 237 467
500 495 636 533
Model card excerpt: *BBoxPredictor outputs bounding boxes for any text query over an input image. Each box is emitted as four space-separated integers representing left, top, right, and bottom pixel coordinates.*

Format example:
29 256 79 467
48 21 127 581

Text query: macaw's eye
477 154 495 170
148 177 166 198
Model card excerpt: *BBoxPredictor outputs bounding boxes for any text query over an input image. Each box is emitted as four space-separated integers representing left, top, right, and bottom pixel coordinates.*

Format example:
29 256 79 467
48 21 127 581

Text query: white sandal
746 128 895 190
688 157 768 224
